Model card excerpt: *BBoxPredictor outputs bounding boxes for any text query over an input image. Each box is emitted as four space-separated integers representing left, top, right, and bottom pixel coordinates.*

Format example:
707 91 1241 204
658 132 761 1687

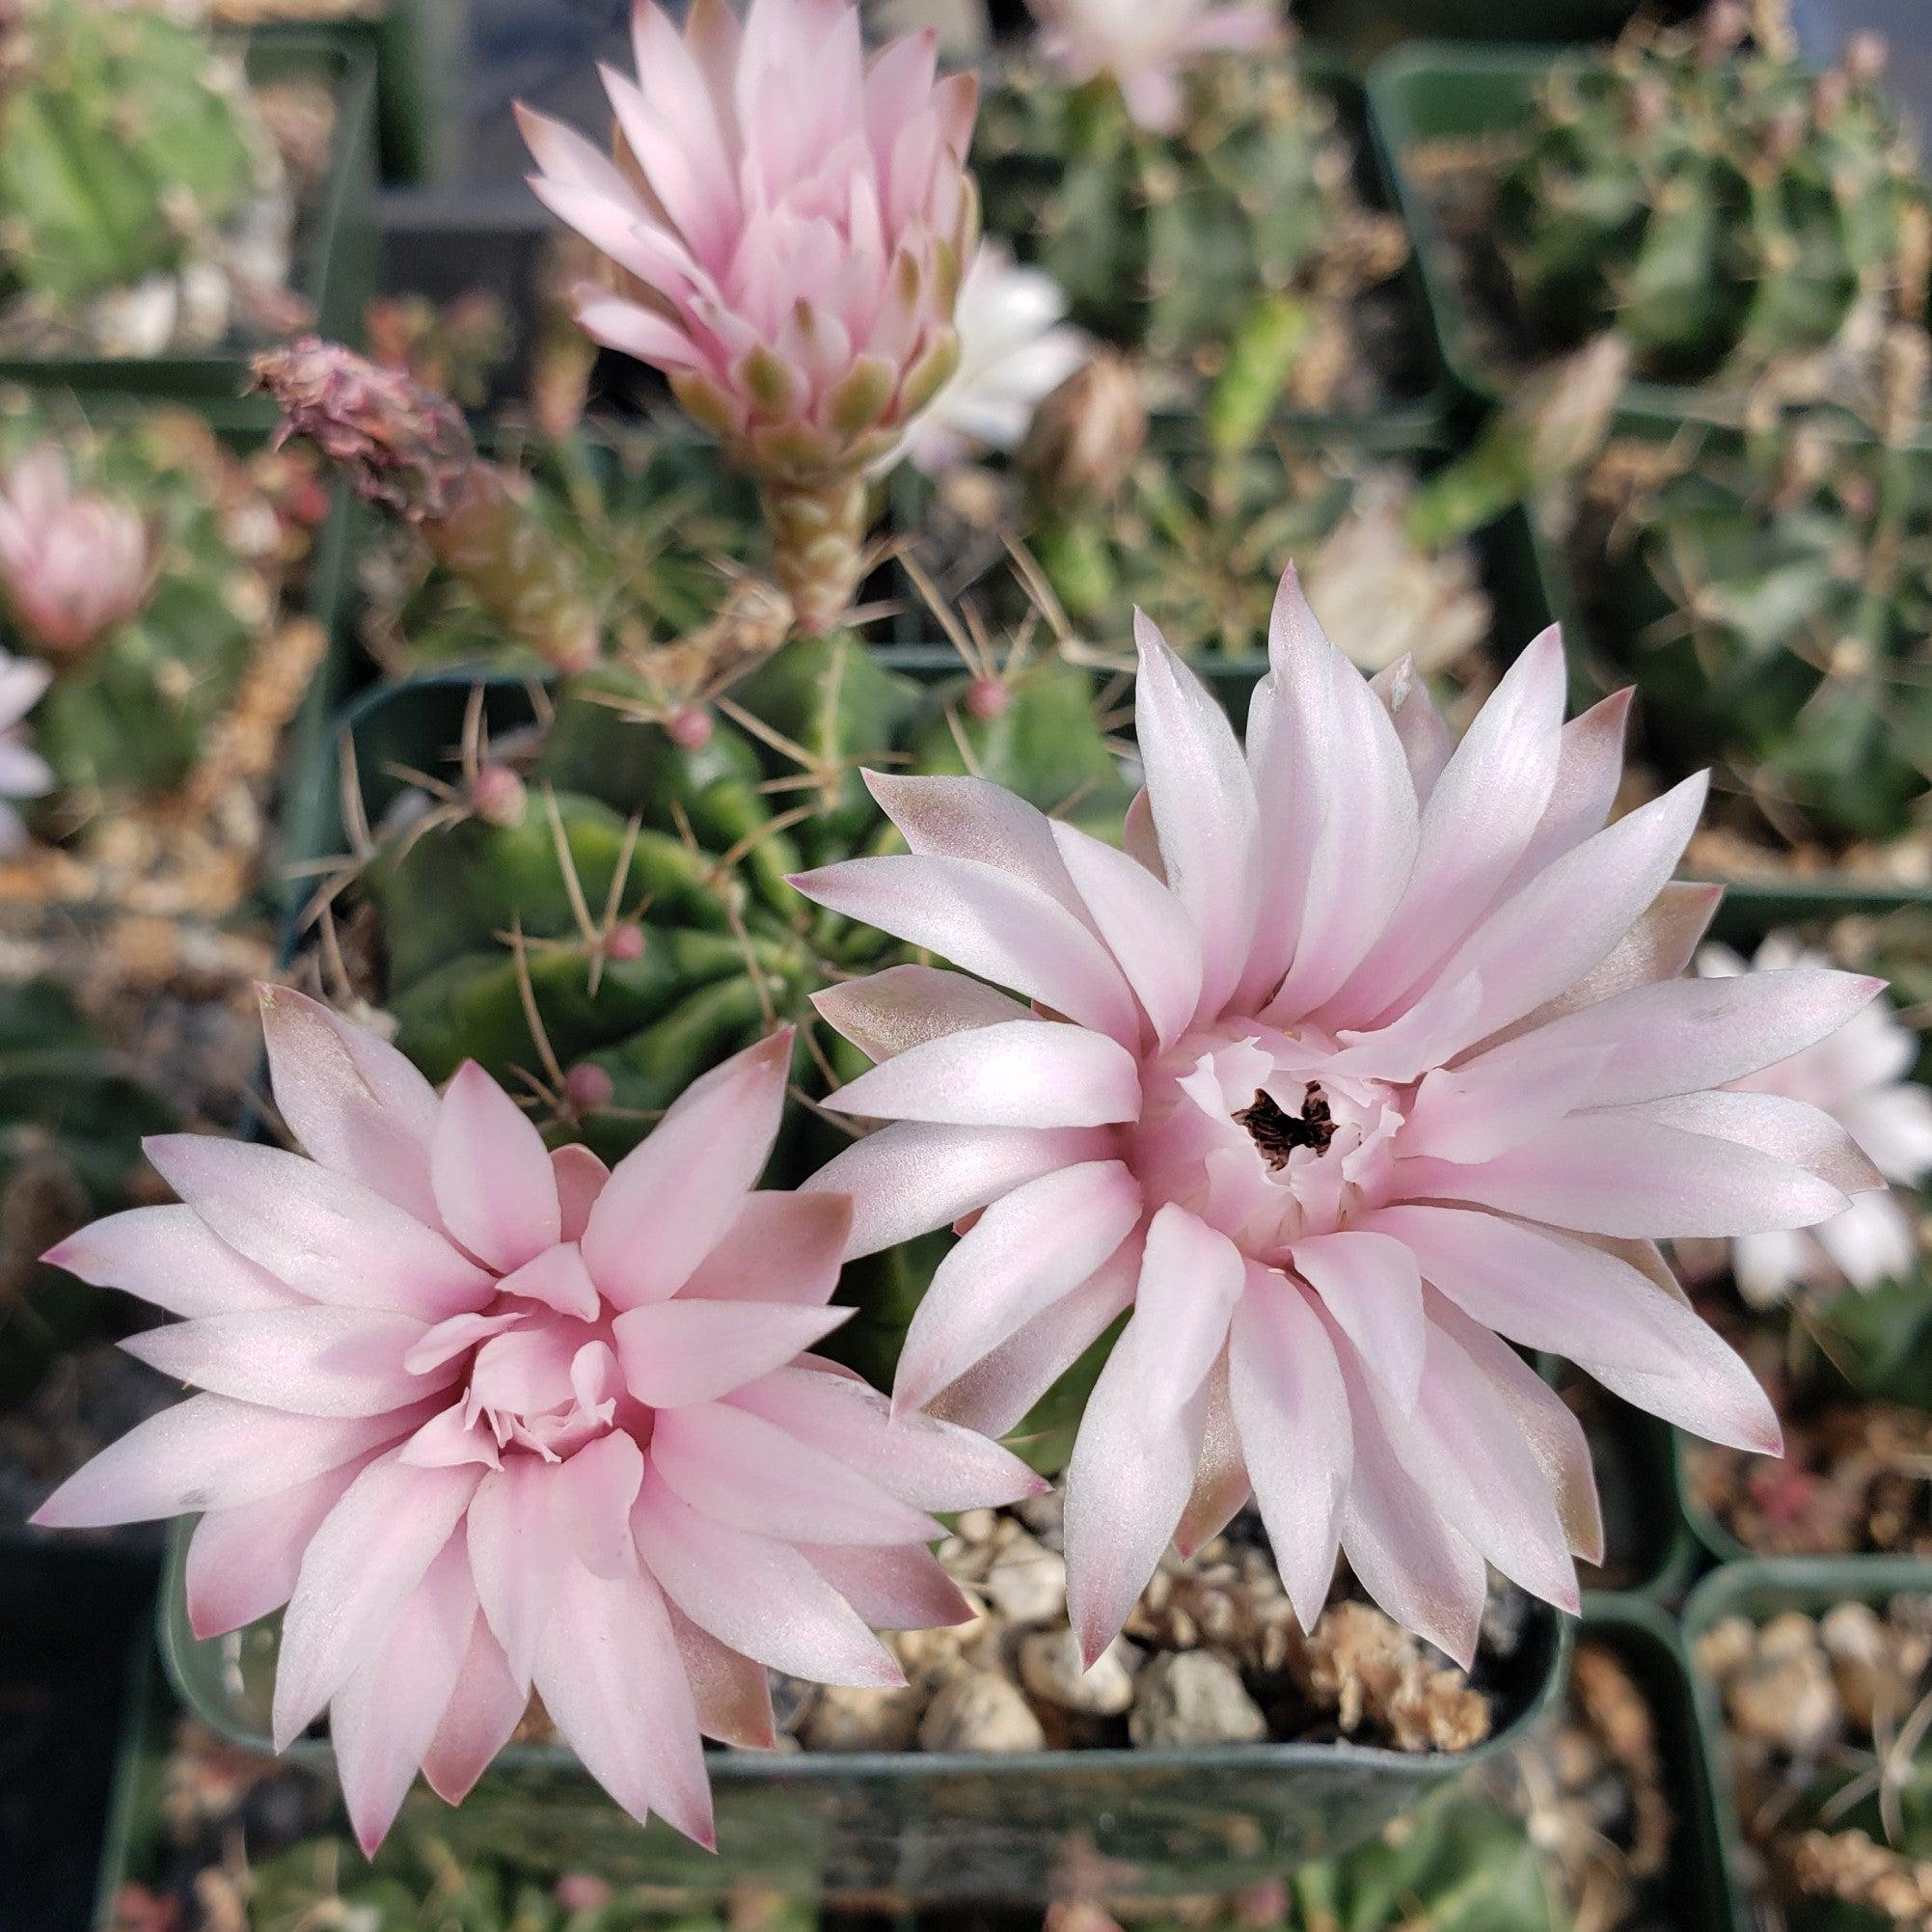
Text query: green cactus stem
977 51 1409 412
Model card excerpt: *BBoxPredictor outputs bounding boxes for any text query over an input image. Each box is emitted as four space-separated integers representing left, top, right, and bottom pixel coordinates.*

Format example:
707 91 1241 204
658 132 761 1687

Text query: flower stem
760 475 869 639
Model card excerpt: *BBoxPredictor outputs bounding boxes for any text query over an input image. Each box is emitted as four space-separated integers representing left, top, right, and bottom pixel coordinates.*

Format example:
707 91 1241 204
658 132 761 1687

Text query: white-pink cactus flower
793 574 1888 1668
518 0 980 634
0 447 152 658
904 243 1090 476
33 995 1041 1856
1698 934 1932 1306
0 648 52 854
1026 0 1283 132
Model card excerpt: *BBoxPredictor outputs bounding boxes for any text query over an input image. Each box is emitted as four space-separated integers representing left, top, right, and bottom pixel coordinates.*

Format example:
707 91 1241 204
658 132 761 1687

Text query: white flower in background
1702 934 1932 1305
904 245 1091 476
1026 0 1283 132
0 649 52 856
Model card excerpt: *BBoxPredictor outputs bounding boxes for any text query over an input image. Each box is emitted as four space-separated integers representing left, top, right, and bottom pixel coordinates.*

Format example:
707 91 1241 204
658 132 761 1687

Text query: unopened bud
1764 103 1809 162
966 678 1010 722
1020 352 1148 508
605 921 646 964
563 1063 615 1114
469 764 527 829
1812 69 1850 124
667 704 714 749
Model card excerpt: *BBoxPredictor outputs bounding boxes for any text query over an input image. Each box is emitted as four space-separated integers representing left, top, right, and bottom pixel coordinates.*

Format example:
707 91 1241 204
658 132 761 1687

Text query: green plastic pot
250 1 453 184
1682 1555 1932 1932
0 31 379 411
1364 44 1882 442
1572 1596 1735 1928
155 1517 1570 1900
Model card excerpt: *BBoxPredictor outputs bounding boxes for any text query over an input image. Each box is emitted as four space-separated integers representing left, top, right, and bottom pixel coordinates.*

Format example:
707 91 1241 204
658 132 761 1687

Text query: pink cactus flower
0 648 52 854
34 994 1040 1855
1026 0 1284 132
1698 934 1932 1306
0 447 152 658
794 574 1886 1667
518 0 980 634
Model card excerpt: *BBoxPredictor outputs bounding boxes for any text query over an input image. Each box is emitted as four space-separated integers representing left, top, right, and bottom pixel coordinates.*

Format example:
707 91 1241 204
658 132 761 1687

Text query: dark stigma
1234 1085 1336 1170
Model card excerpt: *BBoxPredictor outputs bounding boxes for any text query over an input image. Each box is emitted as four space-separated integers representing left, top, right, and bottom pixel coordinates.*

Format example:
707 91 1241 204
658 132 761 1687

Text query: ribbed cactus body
978 58 1403 388
1590 425 1932 844
358 634 1129 1170
0 0 261 308
371 428 770 675
1498 14 1929 383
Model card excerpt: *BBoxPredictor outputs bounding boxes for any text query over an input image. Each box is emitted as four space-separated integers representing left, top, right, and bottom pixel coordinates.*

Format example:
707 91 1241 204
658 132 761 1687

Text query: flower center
1129 1024 1407 1256
1232 1084 1337 1168
407 1245 637 1469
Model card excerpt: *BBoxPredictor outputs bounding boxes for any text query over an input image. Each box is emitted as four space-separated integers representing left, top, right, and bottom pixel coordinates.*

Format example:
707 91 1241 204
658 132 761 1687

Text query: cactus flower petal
32 1019 1022 1851
795 567 1887 1657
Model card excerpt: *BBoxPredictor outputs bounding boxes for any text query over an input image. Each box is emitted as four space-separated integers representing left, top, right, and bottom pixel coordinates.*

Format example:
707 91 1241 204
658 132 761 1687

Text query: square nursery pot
1682 1555 1932 1932
0 32 378 413
0 1543 155 1932
1573 1596 1735 1931
191 647 1571 1903
155 1519 1571 1902
1363 44 1896 442
0 397 361 925
247 1 456 185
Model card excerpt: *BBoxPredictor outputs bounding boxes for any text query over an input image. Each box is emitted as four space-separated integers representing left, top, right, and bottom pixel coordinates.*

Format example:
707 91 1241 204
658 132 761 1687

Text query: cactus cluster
976 54 1409 412
1497 2 1931 398
0 0 292 354
0 403 319 829
1578 413 1932 849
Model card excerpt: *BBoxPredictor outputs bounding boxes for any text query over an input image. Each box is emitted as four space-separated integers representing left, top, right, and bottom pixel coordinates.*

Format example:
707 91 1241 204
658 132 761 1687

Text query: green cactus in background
0 403 311 811
352 635 1127 1143
0 0 264 311
1581 410 1932 846
976 54 1408 410
1496 1 1930 394
1282 1789 1562 1931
